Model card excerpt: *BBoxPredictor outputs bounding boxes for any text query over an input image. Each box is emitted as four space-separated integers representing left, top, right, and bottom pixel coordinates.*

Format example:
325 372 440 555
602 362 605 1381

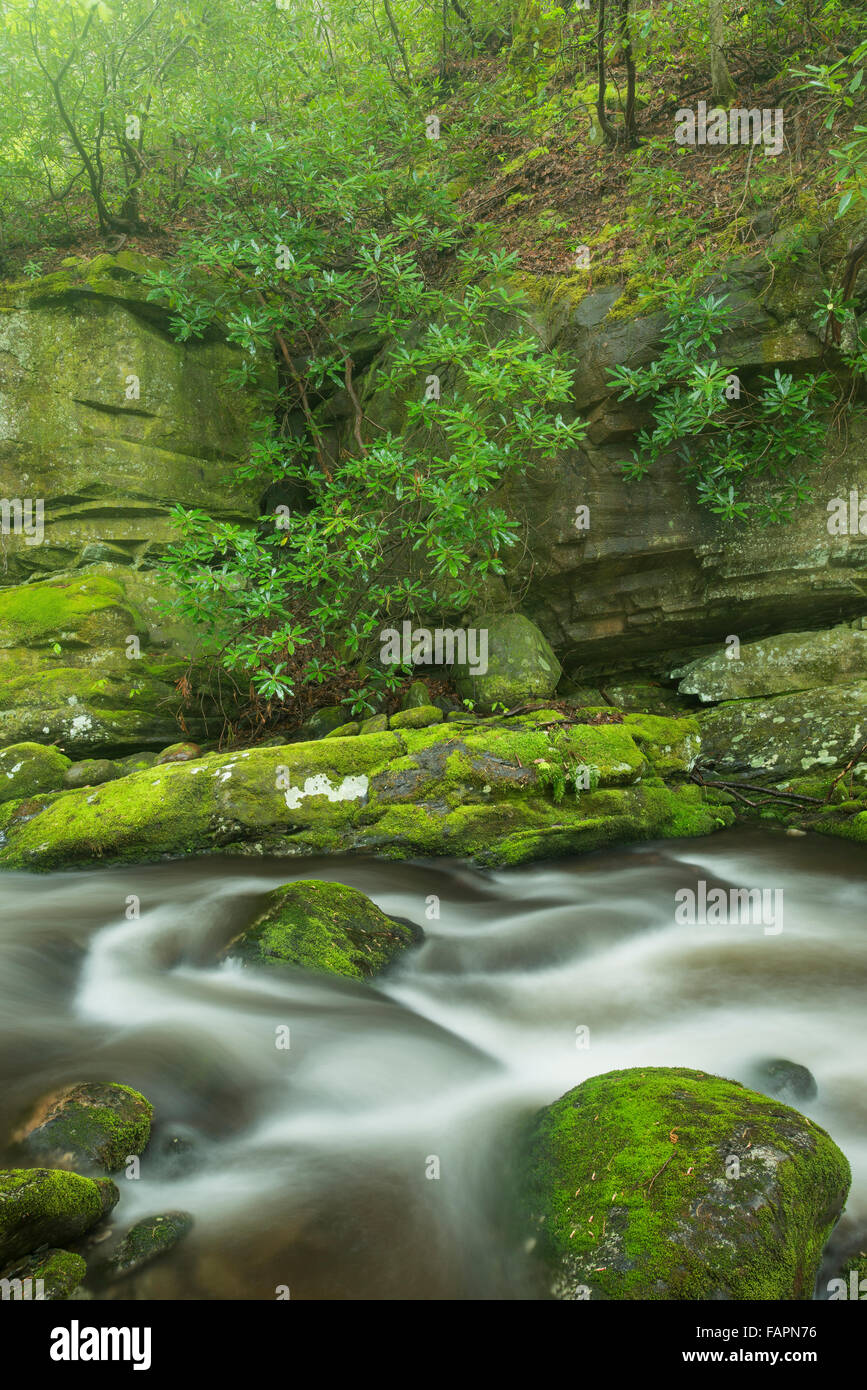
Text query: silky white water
0 828 864 1299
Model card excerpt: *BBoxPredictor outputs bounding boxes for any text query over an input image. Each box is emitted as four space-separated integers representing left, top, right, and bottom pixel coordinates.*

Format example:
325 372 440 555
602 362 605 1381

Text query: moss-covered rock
359 713 389 735
0 567 234 755
674 626 867 702
0 742 71 802
154 742 202 765
0 712 729 870
521 1067 850 1300
0 1168 118 1265
0 1247 87 1300
324 722 360 738
454 614 561 712
389 705 443 730
222 879 420 980
401 679 432 709
63 758 122 789
95 1211 193 1281
14 1082 153 1174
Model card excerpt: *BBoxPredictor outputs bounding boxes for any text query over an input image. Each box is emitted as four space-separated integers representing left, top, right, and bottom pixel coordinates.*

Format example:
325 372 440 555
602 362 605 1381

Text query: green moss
389 705 444 730
522 1067 851 1300
0 742 71 803
222 879 418 980
102 1211 193 1279
0 1246 87 1300
0 1167 119 1265
17 1082 153 1173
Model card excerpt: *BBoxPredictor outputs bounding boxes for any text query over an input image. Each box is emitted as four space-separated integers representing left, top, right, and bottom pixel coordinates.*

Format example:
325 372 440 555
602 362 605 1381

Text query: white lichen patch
283 772 369 810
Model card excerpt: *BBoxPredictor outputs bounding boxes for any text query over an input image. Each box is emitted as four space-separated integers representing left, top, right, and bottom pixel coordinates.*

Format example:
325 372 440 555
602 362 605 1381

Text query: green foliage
146 114 585 708
608 287 834 524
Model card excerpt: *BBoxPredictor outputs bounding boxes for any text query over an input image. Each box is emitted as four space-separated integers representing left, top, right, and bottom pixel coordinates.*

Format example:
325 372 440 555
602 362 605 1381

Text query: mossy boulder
324 722 360 738
0 711 729 870
14 1082 153 1174
454 614 561 712
522 1067 850 1300
674 626 867 702
63 758 122 789
297 705 348 740
0 1168 118 1265
389 705 443 730
359 713 389 735
402 680 432 709
0 742 71 802
222 879 420 980
698 681 867 779
0 1247 87 1300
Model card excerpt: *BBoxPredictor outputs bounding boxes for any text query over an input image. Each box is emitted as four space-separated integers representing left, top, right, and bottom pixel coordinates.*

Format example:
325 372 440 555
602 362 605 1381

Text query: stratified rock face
14 1082 153 1174
674 626 867 701
0 1168 118 1265
0 252 264 582
521 1067 850 1301
222 879 419 980
506 264 867 672
0 566 224 755
454 614 562 711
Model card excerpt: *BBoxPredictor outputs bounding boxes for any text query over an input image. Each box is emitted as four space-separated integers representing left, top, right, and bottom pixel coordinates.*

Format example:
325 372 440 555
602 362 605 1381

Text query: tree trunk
709 0 735 105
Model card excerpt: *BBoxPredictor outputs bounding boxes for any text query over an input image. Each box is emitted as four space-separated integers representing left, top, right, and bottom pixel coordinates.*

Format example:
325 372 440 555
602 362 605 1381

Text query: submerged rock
222 879 420 980
0 742 71 803
0 1168 118 1265
521 1066 850 1300
454 614 561 712
96 1211 193 1280
14 1082 153 1174
0 1247 87 1300
748 1058 818 1105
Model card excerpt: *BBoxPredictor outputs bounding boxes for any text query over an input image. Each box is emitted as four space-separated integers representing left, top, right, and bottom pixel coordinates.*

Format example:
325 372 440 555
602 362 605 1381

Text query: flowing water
1 828 864 1300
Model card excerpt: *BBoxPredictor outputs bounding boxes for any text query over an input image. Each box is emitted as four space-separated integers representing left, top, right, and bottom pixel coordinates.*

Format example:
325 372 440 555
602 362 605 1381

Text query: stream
1 827 864 1300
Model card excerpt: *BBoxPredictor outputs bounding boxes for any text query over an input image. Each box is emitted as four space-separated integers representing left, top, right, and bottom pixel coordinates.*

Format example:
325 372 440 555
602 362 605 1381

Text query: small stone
63 758 121 789
98 1211 193 1280
154 742 202 764
786 827 807 836
401 680 431 710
